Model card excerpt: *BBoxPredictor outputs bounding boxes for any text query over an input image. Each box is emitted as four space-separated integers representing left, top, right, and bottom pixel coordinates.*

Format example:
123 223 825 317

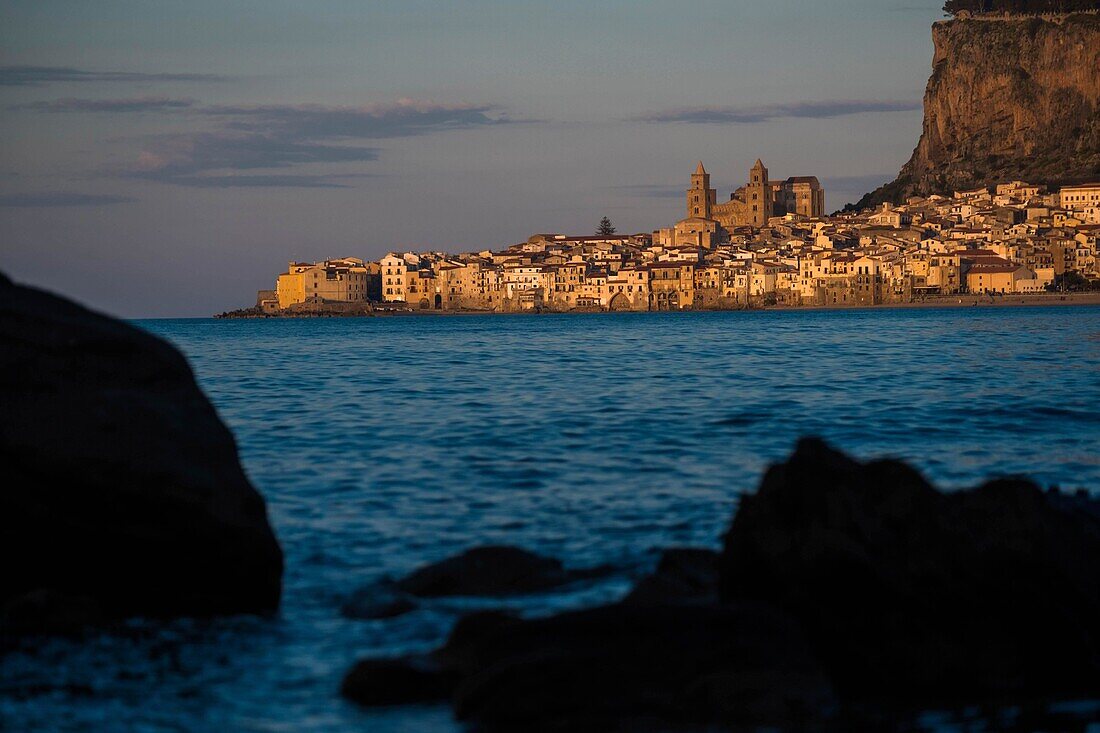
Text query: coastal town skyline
244 163 1099 316
0 1 943 318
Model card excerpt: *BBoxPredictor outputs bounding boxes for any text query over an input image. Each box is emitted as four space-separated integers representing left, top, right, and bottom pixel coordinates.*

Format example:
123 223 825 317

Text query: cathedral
687 159 825 229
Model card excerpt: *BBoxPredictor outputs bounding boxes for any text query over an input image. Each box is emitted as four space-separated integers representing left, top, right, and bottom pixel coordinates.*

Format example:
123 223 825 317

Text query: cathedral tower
686 161 716 219
747 159 772 228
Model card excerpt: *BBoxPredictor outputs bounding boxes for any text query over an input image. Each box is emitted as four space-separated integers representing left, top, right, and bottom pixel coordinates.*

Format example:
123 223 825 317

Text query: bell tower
747 159 772 228
686 161 716 219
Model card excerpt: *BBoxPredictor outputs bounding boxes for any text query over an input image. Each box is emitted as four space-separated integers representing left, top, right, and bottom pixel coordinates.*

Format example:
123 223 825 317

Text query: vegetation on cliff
945 0 1099 14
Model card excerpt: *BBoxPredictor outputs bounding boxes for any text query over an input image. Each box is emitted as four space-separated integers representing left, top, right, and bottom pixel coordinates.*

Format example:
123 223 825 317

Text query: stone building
547 261 587 310
646 262 695 310
693 264 751 309
275 257 373 309
1061 183 1100 212
380 253 411 302
686 161 717 218
774 176 826 219
965 264 1036 293
605 267 649 311
688 159 825 230
256 289 279 314
502 262 549 311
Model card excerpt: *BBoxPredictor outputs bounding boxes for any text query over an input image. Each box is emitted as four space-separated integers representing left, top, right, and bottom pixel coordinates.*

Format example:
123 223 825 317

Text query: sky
0 0 946 317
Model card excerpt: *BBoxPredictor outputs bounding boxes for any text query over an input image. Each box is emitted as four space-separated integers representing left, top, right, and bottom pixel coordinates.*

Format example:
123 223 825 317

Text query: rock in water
344 439 1100 727
719 437 1100 704
340 603 834 730
449 603 834 730
0 273 282 635
395 545 571 597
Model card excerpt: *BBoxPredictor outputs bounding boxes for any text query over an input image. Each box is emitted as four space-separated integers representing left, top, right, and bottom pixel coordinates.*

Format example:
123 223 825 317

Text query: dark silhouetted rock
0 273 283 637
395 545 583 597
432 609 519 672
450 603 834 730
623 548 719 606
343 439 1100 728
719 437 1100 705
340 583 416 620
341 610 516 708
340 655 459 707
345 603 833 727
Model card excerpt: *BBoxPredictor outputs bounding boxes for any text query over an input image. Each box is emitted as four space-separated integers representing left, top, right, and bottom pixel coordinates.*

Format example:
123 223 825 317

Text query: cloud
150 173 380 189
126 131 380 177
202 99 511 139
120 99 509 187
0 192 136 207
634 100 921 125
0 65 227 87
14 96 197 113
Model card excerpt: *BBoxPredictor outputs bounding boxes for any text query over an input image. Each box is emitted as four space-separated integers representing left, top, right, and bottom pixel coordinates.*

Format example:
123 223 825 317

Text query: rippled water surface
4 307 1100 732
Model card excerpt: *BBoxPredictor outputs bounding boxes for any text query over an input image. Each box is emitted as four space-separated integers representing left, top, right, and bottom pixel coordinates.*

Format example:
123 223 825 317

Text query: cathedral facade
686 159 825 230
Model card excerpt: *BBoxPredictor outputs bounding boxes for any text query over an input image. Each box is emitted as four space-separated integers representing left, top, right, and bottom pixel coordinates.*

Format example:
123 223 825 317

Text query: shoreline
776 291 1100 313
214 291 1100 319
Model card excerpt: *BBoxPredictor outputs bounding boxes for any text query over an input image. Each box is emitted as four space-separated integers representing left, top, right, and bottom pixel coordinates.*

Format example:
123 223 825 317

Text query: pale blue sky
0 1 944 316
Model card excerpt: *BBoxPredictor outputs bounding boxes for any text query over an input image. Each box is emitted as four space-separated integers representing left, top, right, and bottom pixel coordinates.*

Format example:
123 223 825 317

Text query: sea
3 306 1100 732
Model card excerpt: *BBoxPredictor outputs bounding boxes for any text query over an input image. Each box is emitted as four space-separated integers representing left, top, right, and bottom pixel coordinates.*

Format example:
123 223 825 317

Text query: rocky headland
856 11 1100 209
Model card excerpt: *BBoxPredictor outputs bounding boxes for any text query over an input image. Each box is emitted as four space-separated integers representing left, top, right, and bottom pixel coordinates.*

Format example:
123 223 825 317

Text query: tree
1057 271 1100 291
597 216 616 236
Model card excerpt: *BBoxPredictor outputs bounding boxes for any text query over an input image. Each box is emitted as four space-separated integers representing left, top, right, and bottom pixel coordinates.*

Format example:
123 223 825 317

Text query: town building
275 258 376 309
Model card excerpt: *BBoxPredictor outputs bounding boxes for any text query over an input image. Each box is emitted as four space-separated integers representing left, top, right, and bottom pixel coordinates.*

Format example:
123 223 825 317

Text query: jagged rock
394 545 604 597
856 13 1100 209
340 583 417 620
622 548 719 605
719 437 1100 704
0 273 283 636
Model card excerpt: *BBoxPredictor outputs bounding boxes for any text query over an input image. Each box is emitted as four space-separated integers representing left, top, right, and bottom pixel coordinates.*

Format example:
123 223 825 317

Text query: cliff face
856 13 1100 209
